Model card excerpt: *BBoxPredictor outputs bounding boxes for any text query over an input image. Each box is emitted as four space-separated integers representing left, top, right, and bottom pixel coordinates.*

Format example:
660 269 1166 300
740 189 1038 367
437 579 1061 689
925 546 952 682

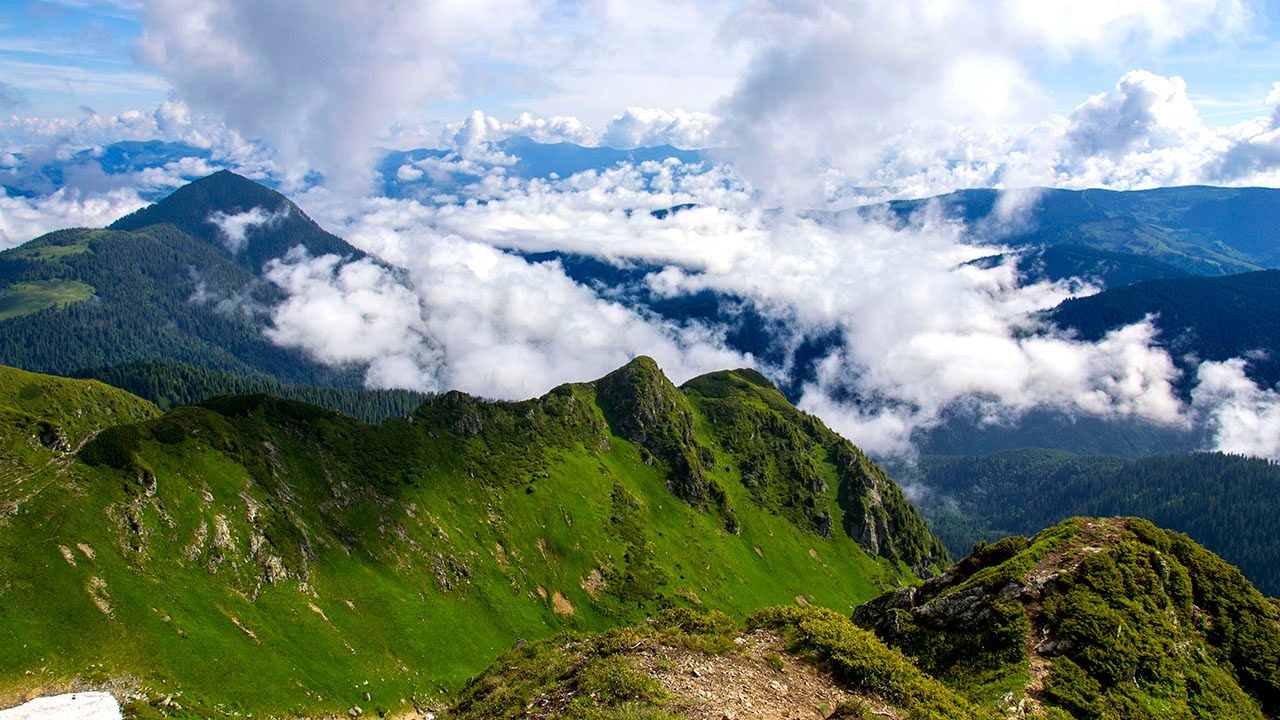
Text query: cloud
1192 359 1280 459
1064 70 1205 157
0 81 24 112
0 187 146 249
443 111 597 151
715 0 1248 204
262 248 444 391
284 161 1203 458
138 0 540 188
208 206 287 254
601 108 723 149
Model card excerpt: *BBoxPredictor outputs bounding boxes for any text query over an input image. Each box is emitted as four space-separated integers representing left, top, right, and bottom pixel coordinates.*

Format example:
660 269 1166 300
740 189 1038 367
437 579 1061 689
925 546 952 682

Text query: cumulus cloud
138 0 540 188
207 206 287 254
601 108 722 149
1192 359 1280 459
262 248 444 391
717 0 1248 203
1064 71 1206 157
443 111 596 151
0 187 146 249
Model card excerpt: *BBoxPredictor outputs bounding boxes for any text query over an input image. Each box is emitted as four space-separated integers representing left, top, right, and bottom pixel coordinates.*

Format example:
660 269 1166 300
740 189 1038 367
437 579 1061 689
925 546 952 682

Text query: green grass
9 242 92 262
0 280 95 320
0 361 936 717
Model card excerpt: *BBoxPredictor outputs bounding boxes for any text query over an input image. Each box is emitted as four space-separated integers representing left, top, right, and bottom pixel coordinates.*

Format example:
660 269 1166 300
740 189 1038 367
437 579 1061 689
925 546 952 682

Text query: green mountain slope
902 449 1280 597
109 170 364 274
449 517 1280 719
0 172 368 386
0 358 943 718
76 360 430 424
853 517 1280 718
1048 269 1280 392
883 186 1280 277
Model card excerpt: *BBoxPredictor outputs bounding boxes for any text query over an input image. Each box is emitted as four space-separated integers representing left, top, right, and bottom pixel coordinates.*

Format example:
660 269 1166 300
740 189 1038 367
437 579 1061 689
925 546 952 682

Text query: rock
348 706 362 717
37 424 71 452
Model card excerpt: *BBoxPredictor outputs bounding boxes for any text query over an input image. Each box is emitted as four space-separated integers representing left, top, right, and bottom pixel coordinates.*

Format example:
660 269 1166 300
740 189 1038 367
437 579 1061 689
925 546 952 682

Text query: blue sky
6 0 1280 128
6 1 1280 459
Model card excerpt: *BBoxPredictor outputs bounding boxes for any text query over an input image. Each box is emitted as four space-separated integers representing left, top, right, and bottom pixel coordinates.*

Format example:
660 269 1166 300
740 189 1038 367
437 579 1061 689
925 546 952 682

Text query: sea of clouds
4 0 1280 460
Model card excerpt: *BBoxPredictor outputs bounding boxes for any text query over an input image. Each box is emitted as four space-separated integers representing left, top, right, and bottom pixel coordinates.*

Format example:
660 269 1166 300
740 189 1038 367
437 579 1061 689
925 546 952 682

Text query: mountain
74 359 430 423
0 171 367 387
108 169 364 274
1047 269 1280 392
968 243 1192 289
879 185 1280 277
0 357 942 717
452 517 1280 719
903 449 1280 596
853 517 1280 718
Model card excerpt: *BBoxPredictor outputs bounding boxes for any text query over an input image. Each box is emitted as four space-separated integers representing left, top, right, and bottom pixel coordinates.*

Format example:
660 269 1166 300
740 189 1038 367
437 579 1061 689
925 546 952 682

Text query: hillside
0 358 943 718
449 517 1280 719
0 171 367 387
853 517 1280 717
901 449 1280 596
75 360 430 424
1047 269 1280 392
879 185 1280 277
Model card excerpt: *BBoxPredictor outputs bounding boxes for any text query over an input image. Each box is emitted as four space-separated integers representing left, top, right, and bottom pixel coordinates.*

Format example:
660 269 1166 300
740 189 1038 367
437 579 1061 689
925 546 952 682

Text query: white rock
0 692 121 720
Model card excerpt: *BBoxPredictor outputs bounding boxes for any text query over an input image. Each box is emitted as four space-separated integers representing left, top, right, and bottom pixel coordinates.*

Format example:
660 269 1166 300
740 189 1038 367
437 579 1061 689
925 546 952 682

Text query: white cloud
138 0 540 188
1064 71 1207 157
0 187 146 249
715 0 1250 204
602 108 722 149
289 163 1200 457
1192 359 1280 460
262 248 444 392
207 205 286 254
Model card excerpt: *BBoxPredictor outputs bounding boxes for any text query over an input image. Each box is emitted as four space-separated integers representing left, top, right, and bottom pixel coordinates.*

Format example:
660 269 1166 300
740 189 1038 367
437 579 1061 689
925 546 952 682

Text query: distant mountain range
881 185 1280 276
4 155 1280 718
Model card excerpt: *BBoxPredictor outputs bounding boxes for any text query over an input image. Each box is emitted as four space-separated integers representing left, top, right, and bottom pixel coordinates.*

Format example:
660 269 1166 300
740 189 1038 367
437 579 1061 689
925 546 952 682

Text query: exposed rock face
594 357 736 531
37 423 71 452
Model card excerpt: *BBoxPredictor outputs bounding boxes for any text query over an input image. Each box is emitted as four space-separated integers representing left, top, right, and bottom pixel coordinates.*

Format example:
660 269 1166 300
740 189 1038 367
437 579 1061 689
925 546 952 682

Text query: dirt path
632 630 896 720
1020 517 1125 711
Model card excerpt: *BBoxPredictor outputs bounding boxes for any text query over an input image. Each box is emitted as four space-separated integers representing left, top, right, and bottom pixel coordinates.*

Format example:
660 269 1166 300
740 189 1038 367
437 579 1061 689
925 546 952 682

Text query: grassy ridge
852 517 1280 718
0 360 938 718
0 280 95 320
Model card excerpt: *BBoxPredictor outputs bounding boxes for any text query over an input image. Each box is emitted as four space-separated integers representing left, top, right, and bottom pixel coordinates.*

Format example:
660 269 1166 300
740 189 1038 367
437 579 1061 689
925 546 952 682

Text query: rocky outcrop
595 357 736 531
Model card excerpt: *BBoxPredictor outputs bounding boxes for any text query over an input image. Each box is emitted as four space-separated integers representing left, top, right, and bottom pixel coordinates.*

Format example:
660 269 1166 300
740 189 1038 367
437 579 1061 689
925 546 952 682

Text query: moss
747 606 983 719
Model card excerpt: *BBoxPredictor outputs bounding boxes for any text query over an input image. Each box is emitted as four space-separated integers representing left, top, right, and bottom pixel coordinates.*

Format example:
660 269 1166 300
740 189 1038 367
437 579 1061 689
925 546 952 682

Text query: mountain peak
106 171 362 272
592 356 732 525
852 516 1280 716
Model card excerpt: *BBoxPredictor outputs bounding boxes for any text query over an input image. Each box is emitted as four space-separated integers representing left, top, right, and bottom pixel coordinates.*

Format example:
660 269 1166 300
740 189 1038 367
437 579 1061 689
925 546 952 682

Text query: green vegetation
449 606 980 720
0 172 366 387
908 449 1280 595
885 186 1280 276
0 279 95 320
748 606 983 719
1048 269 1280 391
682 368 947 574
77 360 430 423
0 359 934 717
852 517 1280 718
